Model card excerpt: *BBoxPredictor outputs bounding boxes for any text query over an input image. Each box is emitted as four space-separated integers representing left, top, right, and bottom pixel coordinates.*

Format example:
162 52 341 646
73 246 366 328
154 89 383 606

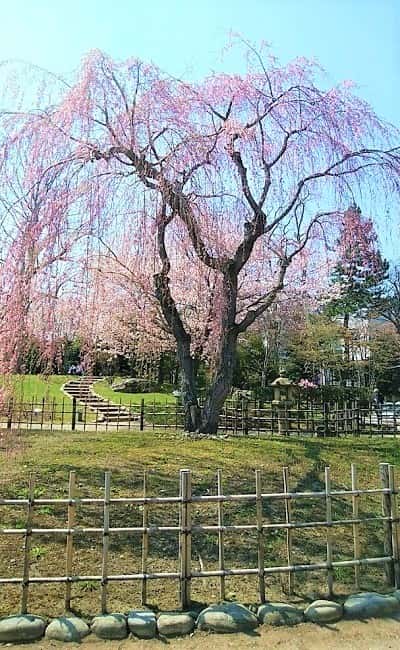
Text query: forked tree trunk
179 331 238 435
153 268 201 432
199 331 238 434
177 338 200 432
154 229 245 435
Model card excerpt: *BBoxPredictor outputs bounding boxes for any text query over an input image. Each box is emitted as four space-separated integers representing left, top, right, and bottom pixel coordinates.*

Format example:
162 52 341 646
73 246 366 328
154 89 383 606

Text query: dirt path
7 618 400 650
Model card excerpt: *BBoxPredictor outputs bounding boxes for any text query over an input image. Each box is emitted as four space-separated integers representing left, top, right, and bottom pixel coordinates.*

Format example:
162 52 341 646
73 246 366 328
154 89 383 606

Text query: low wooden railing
0 463 398 613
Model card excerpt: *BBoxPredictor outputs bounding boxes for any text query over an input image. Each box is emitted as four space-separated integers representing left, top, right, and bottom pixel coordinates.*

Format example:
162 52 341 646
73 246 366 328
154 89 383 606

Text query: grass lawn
3 374 177 407
0 430 399 618
92 378 177 405
2 375 71 404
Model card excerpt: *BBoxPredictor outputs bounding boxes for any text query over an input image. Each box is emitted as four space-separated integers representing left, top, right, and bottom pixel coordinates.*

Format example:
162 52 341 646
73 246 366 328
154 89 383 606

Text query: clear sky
1 0 399 125
1 0 399 256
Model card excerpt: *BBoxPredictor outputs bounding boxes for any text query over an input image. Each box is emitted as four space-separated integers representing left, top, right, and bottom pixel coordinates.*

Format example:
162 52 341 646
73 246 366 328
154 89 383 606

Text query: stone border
1 592 400 643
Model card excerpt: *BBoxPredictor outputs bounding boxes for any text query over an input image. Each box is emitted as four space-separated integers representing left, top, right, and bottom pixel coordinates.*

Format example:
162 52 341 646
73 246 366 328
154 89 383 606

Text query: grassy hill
3 375 177 406
3 374 71 403
0 429 398 617
92 377 177 405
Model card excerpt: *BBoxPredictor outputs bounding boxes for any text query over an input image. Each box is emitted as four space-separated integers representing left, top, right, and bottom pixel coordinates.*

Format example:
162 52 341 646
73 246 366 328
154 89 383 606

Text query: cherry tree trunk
199 331 238 435
177 338 201 432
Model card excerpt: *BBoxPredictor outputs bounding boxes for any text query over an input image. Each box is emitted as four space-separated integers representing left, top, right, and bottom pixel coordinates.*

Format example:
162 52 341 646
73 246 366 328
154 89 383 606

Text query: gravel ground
6 618 400 650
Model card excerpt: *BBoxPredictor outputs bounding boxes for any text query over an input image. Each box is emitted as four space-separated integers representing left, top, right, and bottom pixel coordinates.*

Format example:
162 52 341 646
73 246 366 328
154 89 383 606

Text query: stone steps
63 377 139 423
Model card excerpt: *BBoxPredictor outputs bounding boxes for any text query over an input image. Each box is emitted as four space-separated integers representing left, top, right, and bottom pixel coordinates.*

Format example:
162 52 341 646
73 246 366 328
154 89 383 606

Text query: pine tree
326 204 388 330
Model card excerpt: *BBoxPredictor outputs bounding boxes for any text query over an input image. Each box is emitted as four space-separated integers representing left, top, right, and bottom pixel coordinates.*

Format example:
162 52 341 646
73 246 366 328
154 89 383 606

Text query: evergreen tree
372 264 400 335
325 205 388 332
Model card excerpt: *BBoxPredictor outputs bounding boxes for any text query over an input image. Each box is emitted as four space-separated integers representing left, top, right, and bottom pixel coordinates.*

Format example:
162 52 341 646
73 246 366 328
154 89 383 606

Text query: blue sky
1 0 399 125
1 0 399 256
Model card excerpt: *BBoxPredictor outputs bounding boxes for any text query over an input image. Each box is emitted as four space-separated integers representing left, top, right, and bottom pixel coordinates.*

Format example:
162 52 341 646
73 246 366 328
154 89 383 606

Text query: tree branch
154 204 191 346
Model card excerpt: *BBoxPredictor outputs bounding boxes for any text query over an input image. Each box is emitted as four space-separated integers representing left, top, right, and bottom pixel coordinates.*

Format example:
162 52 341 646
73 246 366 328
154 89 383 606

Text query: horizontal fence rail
0 397 399 436
0 464 399 613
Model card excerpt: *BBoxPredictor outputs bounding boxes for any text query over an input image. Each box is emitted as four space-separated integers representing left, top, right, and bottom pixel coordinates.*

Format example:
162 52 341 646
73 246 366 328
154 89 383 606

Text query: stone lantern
270 376 296 406
270 376 297 436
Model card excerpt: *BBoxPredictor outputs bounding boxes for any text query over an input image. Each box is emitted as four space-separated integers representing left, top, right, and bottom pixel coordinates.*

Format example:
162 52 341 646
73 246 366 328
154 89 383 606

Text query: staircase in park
63 376 138 424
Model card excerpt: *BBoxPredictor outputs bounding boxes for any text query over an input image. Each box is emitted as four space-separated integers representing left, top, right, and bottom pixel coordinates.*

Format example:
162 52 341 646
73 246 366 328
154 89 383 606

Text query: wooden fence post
323 402 329 437
255 470 265 603
50 397 56 432
284 402 289 436
141 471 149 605
216 469 226 601
21 476 35 614
334 402 339 436
242 399 249 436
179 469 192 610
351 464 361 590
65 471 76 611
40 397 45 430
380 462 395 586
101 471 111 613
7 399 13 430
389 394 396 438
140 399 145 431
71 397 77 431
388 464 400 588
355 401 360 437
325 466 334 597
283 466 294 595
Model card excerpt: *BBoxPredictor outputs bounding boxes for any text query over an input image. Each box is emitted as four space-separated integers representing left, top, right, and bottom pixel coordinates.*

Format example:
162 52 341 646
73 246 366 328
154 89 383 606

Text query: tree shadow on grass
0 443 391 607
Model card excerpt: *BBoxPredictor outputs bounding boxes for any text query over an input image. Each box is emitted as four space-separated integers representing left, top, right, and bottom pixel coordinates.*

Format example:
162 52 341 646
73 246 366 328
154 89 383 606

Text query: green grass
0 375 178 407
2 374 71 404
3 429 400 490
0 430 398 617
0 375 179 427
92 378 177 405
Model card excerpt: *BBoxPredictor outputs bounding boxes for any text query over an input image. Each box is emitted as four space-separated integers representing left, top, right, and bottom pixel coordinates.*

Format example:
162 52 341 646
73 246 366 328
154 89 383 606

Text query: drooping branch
235 212 335 333
90 144 226 271
229 146 267 274
235 258 289 333
271 147 400 230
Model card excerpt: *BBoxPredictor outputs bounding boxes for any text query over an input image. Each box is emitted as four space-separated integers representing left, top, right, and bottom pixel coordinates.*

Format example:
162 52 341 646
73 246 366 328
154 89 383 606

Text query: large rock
112 378 157 393
127 610 156 639
196 603 258 633
91 613 128 639
45 616 90 642
258 602 304 626
304 600 343 624
0 615 47 643
344 592 400 619
157 612 195 637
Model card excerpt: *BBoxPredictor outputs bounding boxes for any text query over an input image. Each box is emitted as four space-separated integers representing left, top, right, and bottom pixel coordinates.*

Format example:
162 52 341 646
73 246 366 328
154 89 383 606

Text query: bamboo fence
0 398 399 437
0 463 399 613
